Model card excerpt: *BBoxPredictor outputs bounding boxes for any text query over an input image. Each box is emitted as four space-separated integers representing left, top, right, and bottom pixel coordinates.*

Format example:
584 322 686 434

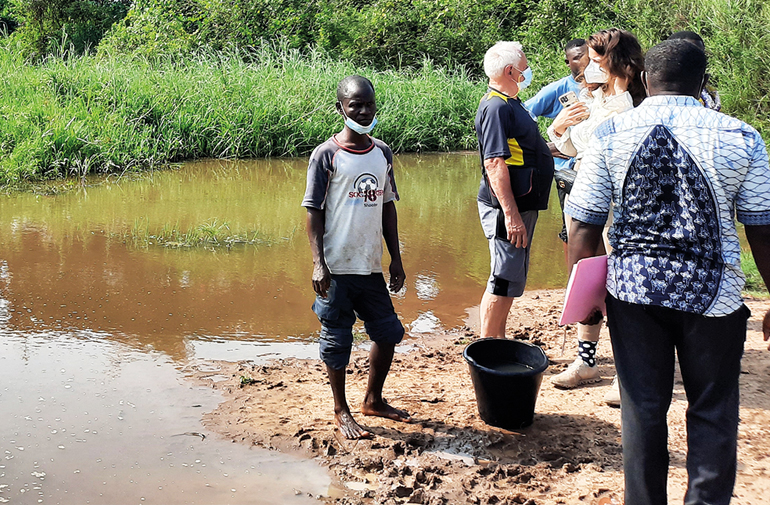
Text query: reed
0 40 482 185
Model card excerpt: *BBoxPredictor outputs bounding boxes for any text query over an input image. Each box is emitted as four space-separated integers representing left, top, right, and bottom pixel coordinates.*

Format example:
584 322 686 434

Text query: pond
0 153 567 503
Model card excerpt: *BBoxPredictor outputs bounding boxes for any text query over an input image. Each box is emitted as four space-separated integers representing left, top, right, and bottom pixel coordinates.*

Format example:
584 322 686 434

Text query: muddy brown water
0 153 567 504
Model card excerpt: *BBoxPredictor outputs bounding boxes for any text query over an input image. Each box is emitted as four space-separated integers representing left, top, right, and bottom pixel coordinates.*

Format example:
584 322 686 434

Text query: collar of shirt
639 95 702 108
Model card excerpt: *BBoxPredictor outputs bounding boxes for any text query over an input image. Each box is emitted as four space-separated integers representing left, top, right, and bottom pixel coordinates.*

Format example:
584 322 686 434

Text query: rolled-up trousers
606 295 749 505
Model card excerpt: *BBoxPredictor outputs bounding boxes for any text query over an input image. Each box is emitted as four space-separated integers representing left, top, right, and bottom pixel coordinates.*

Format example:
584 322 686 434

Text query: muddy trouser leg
606 295 747 505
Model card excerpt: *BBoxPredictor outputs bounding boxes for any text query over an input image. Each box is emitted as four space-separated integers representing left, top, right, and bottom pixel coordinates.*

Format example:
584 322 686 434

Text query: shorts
312 273 404 370
478 201 538 298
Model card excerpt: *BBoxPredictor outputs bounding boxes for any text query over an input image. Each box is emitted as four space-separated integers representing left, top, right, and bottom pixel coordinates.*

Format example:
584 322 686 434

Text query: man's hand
764 309 770 349
579 307 604 326
389 259 406 293
548 142 570 160
505 211 529 248
312 262 331 298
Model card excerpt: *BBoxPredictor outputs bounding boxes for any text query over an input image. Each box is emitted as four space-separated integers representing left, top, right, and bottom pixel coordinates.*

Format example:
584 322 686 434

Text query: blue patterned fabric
566 95 770 316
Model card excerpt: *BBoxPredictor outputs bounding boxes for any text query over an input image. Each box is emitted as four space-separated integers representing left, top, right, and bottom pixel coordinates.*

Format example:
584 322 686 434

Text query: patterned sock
578 340 598 367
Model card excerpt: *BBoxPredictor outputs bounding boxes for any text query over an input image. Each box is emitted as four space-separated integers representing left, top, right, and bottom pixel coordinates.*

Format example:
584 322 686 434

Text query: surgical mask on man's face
584 60 609 84
340 107 378 135
518 67 533 91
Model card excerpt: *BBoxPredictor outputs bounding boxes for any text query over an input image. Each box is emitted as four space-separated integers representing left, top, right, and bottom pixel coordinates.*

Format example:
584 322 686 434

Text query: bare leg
326 364 371 439
480 291 514 338
361 341 411 422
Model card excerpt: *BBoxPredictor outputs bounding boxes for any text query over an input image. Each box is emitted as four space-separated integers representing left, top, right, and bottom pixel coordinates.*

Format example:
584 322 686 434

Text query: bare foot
335 411 372 440
361 400 411 423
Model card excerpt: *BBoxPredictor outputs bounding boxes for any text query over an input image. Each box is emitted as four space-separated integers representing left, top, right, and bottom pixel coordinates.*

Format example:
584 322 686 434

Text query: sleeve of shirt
736 127 770 225
479 100 512 161
524 81 561 119
301 144 333 210
564 134 613 225
379 142 399 203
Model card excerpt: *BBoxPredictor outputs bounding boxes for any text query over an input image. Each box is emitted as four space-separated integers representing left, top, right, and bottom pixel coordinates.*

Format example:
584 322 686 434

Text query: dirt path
189 290 770 504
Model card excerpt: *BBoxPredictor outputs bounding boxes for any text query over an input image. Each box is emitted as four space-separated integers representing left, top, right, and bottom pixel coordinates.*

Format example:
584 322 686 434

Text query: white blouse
548 88 634 162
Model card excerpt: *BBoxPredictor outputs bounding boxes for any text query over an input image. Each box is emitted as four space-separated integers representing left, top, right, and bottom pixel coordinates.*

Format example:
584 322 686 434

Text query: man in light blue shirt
525 39 586 244
566 39 770 505
525 38 586 172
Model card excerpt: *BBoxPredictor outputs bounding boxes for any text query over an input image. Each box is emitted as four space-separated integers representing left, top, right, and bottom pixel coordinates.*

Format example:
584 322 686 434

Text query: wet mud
190 290 770 504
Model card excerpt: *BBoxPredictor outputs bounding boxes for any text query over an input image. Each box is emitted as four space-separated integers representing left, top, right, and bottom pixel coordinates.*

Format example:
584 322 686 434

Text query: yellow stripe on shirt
485 90 509 102
506 138 524 166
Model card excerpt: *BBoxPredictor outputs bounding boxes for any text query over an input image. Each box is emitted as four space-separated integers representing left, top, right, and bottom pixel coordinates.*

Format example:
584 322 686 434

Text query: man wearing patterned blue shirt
566 39 770 505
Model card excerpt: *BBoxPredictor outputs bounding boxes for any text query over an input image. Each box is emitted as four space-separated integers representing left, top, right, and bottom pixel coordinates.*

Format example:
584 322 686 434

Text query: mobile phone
558 91 579 107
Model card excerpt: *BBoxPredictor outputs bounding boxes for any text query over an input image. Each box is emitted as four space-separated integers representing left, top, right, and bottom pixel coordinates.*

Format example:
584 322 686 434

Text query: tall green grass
741 251 770 298
0 40 482 185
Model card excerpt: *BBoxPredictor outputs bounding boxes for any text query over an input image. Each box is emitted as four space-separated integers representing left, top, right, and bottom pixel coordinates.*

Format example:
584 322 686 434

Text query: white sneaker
604 376 621 407
551 358 602 389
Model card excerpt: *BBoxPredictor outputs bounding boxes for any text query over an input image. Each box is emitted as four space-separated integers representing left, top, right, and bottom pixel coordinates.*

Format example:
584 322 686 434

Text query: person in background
565 38 770 505
525 38 588 249
548 28 645 407
302 75 410 440
668 30 721 111
474 41 554 339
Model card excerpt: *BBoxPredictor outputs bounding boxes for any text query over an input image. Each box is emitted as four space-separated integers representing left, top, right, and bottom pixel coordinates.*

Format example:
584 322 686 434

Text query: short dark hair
337 75 374 102
668 30 705 50
565 38 586 52
645 39 707 92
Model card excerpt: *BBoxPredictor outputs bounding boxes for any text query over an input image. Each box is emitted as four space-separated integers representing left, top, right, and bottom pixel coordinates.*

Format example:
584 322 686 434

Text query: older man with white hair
475 41 554 338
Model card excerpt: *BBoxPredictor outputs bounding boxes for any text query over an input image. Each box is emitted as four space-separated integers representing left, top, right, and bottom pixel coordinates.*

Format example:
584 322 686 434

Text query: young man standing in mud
566 39 770 504
475 41 554 338
302 75 411 440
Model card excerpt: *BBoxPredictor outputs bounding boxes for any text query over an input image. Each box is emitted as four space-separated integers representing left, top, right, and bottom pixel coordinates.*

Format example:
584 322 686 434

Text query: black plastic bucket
463 338 549 429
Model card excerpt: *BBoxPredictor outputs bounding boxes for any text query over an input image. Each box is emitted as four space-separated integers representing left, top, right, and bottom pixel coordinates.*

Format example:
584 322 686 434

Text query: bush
8 0 131 59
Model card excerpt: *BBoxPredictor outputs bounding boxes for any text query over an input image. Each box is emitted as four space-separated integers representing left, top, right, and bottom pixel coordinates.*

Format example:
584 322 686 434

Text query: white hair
483 41 525 79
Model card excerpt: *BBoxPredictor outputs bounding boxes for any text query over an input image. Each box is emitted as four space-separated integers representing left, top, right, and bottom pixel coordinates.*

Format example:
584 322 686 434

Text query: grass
127 217 276 249
741 251 770 299
0 39 482 186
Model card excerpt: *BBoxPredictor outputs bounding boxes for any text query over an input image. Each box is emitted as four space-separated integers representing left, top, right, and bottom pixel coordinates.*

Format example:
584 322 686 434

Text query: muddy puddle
0 153 567 503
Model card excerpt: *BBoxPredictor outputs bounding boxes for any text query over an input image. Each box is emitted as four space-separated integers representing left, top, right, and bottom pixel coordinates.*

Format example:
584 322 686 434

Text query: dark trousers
606 295 749 505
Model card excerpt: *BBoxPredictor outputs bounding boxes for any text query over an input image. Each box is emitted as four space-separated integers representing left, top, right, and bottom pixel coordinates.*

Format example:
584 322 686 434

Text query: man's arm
745 224 770 346
567 219 605 325
484 157 528 248
382 201 405 293
306 207 331 298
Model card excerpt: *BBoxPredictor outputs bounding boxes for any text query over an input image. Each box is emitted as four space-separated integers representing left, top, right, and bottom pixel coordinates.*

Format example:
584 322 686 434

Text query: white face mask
339 106 378 135
584 60 609 84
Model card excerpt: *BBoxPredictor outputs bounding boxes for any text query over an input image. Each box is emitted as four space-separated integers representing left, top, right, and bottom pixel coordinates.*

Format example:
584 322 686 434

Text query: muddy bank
188 290 770 504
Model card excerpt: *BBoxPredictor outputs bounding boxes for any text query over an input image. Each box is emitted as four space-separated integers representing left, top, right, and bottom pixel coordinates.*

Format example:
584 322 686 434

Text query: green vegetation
0 0 768 186
3 0 130 59
0 41 481 185
127 217 276 249
741 251 770 298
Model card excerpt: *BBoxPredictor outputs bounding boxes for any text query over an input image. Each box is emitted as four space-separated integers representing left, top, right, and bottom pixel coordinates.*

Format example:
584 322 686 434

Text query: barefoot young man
302 75 411 440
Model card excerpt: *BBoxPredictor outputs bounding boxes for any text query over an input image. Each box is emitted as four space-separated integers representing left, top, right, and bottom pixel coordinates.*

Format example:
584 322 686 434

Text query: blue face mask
344 115 378 135
339 106 378 135
518 67 533 91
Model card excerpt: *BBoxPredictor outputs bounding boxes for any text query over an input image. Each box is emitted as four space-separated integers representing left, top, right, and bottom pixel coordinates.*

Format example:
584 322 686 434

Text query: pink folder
559 255 608 326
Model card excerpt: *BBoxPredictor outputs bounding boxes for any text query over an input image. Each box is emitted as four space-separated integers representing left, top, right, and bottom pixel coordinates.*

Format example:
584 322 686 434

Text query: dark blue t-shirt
475 88 553 209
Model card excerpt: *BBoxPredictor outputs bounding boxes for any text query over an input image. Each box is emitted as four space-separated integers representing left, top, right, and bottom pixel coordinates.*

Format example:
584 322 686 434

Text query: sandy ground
188 290 770 505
